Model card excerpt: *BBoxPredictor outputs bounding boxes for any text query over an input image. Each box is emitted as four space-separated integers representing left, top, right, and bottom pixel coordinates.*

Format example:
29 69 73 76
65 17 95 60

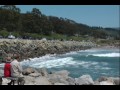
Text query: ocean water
0 48 119 80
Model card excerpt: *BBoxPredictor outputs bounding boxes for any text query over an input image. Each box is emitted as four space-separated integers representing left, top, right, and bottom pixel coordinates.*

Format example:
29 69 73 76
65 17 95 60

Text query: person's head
5 57 12 63
13 54 20 61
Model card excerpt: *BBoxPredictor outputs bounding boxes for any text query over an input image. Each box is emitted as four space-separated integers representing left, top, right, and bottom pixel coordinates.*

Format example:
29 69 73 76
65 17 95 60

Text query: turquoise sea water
0 48 119 80
21 48 120 80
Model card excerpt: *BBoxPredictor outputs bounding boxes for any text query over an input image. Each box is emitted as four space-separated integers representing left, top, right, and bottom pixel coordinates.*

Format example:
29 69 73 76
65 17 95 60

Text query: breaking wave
91 53 120 57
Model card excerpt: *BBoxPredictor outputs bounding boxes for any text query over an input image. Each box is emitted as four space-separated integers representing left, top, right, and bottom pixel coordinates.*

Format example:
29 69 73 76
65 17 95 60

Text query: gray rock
24 76 35 85
94 80 100 85
98 76 108 82
66 77 75 85
54 70 70 79
34 76 52 85
48 74 69 85
75 75 94 85
23 68 35 75
36 68 48 77
100 81 114 85
54 83 66 85
112 77 120 85
29 73 41 77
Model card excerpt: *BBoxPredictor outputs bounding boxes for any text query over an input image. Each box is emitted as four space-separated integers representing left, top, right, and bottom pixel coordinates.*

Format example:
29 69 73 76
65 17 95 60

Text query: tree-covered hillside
0 5 119 40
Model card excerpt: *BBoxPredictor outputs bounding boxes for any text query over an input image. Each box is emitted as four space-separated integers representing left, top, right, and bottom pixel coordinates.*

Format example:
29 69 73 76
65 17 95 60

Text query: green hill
0 5 119 40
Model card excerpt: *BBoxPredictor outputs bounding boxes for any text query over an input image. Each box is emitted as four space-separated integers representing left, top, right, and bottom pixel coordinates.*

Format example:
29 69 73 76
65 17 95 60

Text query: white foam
64 51 78 55
94 66 112 70
27 57 75 68
91 53 120 57
81 49 98 52
21 54 57 67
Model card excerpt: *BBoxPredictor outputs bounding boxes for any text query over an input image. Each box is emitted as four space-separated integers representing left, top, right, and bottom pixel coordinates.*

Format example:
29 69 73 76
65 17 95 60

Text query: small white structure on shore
8 34 15 39
41 38 47 41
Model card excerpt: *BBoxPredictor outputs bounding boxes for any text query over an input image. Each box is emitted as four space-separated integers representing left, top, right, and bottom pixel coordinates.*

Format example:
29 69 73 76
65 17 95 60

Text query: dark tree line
0 5 119 39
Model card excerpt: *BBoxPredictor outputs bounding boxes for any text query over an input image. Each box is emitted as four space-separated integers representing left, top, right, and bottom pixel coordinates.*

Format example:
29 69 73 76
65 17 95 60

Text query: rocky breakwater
0 39 97 63
1 67 119 85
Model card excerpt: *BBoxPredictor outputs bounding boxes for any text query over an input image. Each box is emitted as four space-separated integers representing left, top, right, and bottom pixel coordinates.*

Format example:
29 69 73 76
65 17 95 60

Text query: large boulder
66 77 75 85
98 76 108 82
23 68 35 75
34 76 52 85
100 81 114 85
112 77 120 85
35 68 48 77
75 75 94 85
24 76 35 85
94 80 100 85
48 74 69 85
99 77 115 85
54 70 70 79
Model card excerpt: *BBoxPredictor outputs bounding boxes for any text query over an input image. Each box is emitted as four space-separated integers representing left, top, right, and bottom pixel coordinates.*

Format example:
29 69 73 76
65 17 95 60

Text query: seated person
11 54 25 85
4 57 12 77
4 57 13 85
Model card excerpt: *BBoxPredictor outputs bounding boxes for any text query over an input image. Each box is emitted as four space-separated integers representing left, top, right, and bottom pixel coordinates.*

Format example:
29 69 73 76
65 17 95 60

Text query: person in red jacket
4 57 12 77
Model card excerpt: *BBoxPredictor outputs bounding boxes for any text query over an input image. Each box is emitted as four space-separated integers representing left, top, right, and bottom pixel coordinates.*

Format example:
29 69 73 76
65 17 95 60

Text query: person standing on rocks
10 54 25 85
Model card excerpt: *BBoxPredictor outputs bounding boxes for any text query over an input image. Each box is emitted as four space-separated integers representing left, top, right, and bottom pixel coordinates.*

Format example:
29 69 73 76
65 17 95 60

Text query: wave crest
91 53 120 57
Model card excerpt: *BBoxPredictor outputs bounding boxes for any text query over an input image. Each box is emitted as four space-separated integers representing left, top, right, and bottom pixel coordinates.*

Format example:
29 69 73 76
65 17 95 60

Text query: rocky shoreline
0 39 97 63
1 67 119 85
0 39 119 85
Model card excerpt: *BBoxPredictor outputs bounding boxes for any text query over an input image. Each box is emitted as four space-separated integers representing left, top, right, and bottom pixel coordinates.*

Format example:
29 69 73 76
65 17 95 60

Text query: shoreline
0 67 119 85
0 39 119 85
0 39 96 63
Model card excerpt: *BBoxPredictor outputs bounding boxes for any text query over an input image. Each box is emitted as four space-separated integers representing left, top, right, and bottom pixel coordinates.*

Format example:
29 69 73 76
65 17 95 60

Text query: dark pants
8 77 25 85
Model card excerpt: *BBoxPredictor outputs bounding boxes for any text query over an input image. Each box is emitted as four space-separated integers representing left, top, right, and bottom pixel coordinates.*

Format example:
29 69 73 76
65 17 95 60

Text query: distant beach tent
8 34 15 39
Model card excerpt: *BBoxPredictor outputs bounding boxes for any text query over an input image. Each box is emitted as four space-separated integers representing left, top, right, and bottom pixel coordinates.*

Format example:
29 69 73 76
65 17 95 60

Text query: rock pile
0 39 97 63
0 67 119 85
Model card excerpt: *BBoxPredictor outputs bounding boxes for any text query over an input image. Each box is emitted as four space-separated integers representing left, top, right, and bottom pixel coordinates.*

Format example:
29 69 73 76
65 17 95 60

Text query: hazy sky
16 5 119 28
